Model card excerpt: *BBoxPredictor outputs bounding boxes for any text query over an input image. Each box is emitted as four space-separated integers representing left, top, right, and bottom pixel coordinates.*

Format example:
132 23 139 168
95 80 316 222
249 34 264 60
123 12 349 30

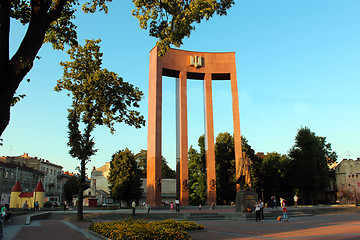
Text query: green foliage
89 219 204 240
64 176 80 202
161 157 176 179
11 93 26 107
215 132 235 204
44 201 53 208
288 126 337 204
132 0 235 56
135 149 147 178
260 152 291 202
108 148 143 206
55 39 145 219
135 149 176 179
10 0 112 50
55 39 145 133
188 135 207 205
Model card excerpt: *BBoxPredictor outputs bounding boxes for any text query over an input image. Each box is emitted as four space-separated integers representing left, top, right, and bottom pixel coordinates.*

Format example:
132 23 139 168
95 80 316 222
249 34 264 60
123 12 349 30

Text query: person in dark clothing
255 202 261 222
259 199 264 220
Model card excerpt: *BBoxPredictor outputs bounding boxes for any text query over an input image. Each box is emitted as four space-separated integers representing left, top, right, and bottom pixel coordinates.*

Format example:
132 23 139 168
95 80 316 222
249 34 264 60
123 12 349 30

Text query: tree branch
47 0 68 24
10 0 66 82
0 0 11 76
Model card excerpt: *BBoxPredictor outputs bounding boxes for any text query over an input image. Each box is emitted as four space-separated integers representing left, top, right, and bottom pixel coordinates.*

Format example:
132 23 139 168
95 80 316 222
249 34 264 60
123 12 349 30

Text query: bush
43 201 52 208
89 218 204 240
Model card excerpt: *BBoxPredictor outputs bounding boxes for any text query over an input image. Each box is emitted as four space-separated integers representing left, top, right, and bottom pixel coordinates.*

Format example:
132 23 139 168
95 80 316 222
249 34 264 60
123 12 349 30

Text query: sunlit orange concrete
147 46 242 206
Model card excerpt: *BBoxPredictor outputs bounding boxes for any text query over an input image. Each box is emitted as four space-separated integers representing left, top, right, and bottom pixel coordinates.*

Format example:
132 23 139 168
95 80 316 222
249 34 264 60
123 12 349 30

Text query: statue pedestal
236 189 258 212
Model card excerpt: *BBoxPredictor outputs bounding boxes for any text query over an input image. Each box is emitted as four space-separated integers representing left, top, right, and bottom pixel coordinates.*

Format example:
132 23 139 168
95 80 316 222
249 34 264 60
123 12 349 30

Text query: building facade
335 158 360 204
84 163 176 207
0 161 43 204
0 153 63 203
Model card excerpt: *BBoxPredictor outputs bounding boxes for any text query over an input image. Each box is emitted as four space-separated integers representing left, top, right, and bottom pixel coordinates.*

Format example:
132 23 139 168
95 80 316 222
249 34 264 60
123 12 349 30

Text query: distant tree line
101 126 337 206
189 126 337 206
107 148 175 206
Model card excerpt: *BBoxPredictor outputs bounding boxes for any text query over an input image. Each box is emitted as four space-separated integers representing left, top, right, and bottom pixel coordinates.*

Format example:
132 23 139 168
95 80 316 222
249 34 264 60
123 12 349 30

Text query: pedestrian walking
199 204 202 211
35 201 40 211
146 203 151 213
170 201 174 211
294 195 298 208
273 196 277 209
132 200 136 215
175 199 180 212
255 202 261 222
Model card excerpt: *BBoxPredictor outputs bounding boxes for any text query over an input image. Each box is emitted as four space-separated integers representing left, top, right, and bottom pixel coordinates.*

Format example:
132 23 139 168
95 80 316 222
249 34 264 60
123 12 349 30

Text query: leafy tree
188 135 207 205
133 0 235 56
135 149 175 178
215 132 235 204
63 176 80 203
161 157 176 179
288 127 336 205
188 145 207 205
108 148 143 207
188 134 261 205
259 152 291 203
135 149 148 178
55 39 145 220
1 0 234 137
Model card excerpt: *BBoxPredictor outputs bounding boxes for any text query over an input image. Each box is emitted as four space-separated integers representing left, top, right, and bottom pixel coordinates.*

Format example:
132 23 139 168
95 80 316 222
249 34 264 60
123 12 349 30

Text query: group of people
254 196 292 222
254 199 264 221
22 200 40 211
132 200 153 215
170 199 180 212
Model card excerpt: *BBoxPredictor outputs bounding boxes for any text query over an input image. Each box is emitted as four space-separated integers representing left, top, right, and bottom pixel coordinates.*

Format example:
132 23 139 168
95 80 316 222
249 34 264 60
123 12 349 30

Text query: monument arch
147 46 243 206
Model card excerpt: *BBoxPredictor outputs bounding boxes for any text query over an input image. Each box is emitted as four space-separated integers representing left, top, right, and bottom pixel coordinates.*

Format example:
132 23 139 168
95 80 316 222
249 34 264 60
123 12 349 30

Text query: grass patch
89 218 204 240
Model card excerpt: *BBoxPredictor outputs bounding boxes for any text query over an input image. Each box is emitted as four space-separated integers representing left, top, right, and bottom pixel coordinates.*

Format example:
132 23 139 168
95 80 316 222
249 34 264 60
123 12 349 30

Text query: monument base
236 189 258 212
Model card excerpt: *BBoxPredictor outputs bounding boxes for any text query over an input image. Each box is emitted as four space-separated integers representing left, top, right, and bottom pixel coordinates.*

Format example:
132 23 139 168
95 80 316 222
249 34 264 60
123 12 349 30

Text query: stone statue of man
236 152 253 190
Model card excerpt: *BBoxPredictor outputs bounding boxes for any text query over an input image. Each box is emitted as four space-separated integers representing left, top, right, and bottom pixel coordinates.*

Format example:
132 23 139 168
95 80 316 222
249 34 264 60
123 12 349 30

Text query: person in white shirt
255 202 261 222
131 200 136 215
175 199 180 212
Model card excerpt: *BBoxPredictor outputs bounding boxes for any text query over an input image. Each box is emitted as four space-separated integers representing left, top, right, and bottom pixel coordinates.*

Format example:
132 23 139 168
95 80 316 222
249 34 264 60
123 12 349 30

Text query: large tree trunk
77 159 86 220
0 0 66 137
0 74 17 137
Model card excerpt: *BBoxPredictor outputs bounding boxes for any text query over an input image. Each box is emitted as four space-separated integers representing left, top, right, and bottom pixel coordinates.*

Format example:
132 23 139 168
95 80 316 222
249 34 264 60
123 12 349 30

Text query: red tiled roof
11 181 22 192
19 192 33 198
34 180 45 192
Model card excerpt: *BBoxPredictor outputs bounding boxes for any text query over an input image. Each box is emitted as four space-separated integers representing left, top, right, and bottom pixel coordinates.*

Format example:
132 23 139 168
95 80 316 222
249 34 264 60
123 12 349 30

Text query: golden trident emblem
189 55 202 68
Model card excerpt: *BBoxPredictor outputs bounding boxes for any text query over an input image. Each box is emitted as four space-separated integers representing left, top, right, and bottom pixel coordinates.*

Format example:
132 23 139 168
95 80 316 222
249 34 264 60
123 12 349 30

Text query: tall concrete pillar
178 71 189 205
147 48 162 207
229 65 243 192
204 73 217 205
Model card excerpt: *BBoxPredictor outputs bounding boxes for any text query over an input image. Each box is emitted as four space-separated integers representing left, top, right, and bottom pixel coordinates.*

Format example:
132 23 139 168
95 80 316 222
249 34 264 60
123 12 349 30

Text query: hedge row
89 218 204 240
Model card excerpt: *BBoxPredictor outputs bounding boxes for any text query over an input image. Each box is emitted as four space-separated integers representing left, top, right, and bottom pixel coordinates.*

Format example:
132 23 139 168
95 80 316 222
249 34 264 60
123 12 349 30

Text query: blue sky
2 1 360 172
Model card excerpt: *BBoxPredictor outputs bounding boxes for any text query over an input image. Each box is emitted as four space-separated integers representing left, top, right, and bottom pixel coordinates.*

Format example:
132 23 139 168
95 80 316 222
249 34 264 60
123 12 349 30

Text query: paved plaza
3 206 360 239
191 213 360 239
